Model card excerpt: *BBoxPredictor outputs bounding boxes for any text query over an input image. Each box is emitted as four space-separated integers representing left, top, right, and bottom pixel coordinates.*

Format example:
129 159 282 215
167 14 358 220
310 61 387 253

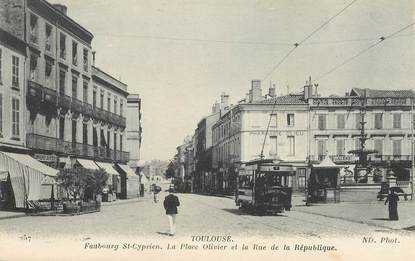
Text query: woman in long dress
384 189 399 221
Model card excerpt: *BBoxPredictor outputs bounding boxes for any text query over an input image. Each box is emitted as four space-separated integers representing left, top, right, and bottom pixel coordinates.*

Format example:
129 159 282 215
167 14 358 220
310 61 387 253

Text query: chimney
251 80 262 102
269 84 276 97
53 4 68 15
212 101 220 114
220 92 229 108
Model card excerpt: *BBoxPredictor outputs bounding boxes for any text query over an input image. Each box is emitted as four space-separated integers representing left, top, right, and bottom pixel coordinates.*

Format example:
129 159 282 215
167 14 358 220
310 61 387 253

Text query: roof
350 88 415 98
258 94 307 104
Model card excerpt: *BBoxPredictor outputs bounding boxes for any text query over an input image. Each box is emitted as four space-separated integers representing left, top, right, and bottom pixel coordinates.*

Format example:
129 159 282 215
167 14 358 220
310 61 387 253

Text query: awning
95 161 119 176
76 159 100 170
313 155 344 169
3 152 58 176
0 151 57 208
118 164 138 178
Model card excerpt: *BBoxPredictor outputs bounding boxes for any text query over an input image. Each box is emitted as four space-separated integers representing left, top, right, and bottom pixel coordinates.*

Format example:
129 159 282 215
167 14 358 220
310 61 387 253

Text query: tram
235 158 295 215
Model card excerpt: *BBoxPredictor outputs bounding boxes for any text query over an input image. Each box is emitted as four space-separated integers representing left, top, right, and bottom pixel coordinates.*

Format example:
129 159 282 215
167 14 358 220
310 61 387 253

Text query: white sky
51 0 414 161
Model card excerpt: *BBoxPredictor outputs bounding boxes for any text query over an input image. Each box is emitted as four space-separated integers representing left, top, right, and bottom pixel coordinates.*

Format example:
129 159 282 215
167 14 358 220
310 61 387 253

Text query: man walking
163 186 180 236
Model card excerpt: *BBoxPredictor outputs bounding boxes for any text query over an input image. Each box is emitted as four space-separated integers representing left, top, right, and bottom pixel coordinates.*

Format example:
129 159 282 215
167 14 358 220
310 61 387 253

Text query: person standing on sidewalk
163 187 180 236
384 189 399 221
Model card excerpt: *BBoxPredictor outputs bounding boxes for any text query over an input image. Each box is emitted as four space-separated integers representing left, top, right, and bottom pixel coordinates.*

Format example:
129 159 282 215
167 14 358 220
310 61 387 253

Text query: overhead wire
261 0 359 81
317 22 415 81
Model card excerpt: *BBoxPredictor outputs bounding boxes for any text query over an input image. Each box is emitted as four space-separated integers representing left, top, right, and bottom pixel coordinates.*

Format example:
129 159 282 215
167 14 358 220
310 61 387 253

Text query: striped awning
76 159 100 170
95 161 119 176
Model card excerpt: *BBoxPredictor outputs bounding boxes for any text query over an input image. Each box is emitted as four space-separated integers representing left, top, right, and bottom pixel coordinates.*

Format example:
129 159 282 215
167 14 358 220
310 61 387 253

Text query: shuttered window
337 114 345 129
317 140 327 157
374 113 383 129
393 140 401 156
318 114 326 130
393 114 401 129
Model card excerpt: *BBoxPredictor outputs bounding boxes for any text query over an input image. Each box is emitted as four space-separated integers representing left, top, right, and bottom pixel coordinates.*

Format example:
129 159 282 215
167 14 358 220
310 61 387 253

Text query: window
120 102 123 116
270 113 277 127
297 168 306 188
114 99 117 114
45 60 52 88
0 49 2 84
120 134 123 152
12 98 20 139
83 48 88 72
12 56 19 88
287 114 294 126
374 139 383 155
45 24 52 52
336 139 345 155
337 114 345 129
393 114 401 129
72 41 78 65
59 70 65 94
93 89 97 107
29 14 38 44
100 92 104 109
355 114 361 129
318 114 326 130
93 127 98 146
355 139 361 150
107 131 111 149
60 33 66 59
288 136 295 156
83 123 88 144
72 76 78 98
393 140 401 156
270 136 278 156
59 117 65 140
83 80 88 103
0 94 2 136
374 113 383 129
114 133 117 151
107 97 111 112
29 54 38 81
317 140 327 157
100 129 106 147
72 119 77 144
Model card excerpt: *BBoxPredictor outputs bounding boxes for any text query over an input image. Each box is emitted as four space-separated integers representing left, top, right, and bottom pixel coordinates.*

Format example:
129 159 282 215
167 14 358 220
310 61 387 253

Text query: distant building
211 80 309 194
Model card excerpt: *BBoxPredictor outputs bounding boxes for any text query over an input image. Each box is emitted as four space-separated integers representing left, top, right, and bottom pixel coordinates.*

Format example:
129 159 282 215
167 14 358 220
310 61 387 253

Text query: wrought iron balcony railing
26 133 130 162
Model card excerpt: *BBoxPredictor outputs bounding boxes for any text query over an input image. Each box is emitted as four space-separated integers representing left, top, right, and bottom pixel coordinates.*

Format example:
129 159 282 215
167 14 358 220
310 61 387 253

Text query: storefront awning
95 161 119 176
3 152 58 176
117 164 136 176
76 159 100 170
140 172 149 184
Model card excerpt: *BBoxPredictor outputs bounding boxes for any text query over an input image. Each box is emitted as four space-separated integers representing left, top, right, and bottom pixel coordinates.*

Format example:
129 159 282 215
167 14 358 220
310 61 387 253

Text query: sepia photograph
0 0 414 260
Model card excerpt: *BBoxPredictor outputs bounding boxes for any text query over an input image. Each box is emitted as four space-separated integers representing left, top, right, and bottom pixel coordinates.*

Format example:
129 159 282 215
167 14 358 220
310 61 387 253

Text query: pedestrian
163 187 180 236
384 189 399 221
153 184 161 203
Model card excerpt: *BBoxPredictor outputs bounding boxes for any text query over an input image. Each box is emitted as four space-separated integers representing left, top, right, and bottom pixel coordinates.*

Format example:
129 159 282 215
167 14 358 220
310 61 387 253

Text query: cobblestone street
1 192 411 241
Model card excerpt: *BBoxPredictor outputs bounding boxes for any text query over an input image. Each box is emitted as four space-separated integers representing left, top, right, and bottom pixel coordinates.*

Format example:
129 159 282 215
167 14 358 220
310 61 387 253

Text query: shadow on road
156 232 171 236
371 218 391 221
222 208 288 218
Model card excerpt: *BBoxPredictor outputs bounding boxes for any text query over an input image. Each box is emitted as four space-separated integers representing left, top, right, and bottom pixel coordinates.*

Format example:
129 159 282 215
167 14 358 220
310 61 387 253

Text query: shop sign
33 153 58 162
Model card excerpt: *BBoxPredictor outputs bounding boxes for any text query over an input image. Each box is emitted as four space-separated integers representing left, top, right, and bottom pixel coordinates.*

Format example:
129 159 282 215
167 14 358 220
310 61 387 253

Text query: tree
57 167 109 202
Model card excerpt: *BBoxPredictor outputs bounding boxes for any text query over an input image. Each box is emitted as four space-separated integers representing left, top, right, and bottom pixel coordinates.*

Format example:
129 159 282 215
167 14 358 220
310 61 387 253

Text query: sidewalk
0 211 27 221
291 195 415 231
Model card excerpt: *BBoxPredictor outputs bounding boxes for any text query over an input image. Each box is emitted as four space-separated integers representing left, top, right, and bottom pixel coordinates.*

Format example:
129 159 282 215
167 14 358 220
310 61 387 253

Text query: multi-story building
0 0 138 208
308 87 415 184
126 93 142 169
212 80 309 194
0 28 27 151
193 103 220 193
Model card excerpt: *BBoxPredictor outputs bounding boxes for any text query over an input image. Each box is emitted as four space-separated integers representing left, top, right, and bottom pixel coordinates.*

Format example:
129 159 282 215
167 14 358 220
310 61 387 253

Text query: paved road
0 193 389 240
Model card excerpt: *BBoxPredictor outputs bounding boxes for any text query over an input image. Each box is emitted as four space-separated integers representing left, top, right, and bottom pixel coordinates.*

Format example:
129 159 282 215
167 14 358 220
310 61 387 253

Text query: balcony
82 102 93 117
58 93 72 110
310 97 413 108
26 133 130 162
92 107 107 122
71 97 83 114
27 80 57 106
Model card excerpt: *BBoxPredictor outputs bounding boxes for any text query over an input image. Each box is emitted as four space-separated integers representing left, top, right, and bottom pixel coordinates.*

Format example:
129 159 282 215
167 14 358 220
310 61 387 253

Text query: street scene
1 191 413 239
1 0 415 260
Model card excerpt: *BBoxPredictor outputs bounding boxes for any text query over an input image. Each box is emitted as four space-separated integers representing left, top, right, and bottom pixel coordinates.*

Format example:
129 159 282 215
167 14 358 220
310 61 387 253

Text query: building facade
126 94 142 169
0 28 27 151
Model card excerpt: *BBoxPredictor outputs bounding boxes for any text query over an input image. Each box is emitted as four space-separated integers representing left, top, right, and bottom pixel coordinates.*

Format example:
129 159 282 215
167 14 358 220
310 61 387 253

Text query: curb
0 213 27 221
293 207 411 232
